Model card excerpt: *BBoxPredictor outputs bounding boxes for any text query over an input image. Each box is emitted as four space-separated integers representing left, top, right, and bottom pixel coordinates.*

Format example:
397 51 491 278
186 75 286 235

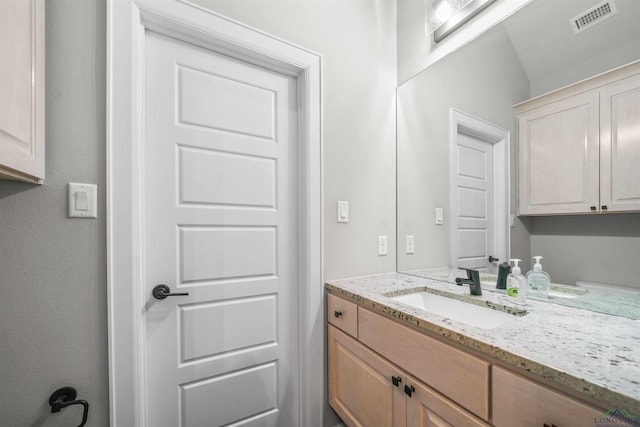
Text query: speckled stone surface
326 272 640 413
405 267 640 320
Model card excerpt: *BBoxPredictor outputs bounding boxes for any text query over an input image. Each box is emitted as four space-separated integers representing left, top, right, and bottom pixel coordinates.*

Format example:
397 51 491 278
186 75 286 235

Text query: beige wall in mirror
397 0 640 288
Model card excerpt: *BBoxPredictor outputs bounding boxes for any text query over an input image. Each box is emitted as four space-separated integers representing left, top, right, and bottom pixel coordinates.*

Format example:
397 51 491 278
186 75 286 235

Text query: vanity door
406 376 490 427
328 325 407 427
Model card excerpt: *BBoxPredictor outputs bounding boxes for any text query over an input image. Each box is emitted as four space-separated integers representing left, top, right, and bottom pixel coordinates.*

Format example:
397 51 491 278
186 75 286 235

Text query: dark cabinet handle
601 205 608 210
152 284 189 300
334 310 342 318
489 256 499 263
391 376 402 387
590 206 597 211
404 384 415 397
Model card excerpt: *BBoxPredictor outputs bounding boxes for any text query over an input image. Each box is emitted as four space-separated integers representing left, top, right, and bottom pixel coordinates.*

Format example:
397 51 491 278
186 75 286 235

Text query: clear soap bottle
507 259 527 305
526 256 551 298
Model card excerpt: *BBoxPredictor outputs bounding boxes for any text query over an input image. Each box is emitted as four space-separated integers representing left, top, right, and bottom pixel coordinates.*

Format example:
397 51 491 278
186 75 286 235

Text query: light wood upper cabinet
600 74 640 212
517 62 640 215
0 0 45 184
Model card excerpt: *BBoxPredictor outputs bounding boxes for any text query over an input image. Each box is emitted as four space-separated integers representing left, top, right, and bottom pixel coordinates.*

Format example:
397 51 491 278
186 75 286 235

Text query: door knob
489 255 499 263
152 284 189 300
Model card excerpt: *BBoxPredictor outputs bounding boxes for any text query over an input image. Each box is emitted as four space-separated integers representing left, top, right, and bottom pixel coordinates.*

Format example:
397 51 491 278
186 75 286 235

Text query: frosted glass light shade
425 0 475 35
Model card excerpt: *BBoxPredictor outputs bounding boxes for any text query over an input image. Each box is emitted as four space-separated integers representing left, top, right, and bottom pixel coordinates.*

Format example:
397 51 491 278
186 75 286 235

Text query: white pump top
510 258 522 275
533 256 543 272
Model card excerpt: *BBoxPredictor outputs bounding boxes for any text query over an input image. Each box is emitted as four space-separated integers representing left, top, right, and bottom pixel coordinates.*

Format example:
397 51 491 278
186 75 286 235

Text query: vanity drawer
492 365 602 427
328 294 358 338
358 308 490 421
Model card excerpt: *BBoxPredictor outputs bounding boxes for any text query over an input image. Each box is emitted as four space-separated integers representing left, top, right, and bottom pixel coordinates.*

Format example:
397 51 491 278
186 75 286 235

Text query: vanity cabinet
328 297 490 427
326 293 627 427
492 366 602 427
517 62 640 215
328 325 407 427
0 0 45 184
328 325 488 427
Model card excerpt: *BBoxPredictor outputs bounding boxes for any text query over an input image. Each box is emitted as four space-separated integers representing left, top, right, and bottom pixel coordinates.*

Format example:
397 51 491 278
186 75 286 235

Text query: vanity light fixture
425 0 497 43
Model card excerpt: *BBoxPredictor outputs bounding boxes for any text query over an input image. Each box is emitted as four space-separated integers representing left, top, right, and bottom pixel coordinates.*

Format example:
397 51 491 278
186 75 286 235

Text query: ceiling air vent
570 0 617 34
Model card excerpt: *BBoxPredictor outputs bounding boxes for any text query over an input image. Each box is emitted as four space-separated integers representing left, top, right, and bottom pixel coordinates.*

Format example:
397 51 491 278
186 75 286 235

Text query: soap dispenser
507 259 527 305
526 256 551 298
496 261 511 290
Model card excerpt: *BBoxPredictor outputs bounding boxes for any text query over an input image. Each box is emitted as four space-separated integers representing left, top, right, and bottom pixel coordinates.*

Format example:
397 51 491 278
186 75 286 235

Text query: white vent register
571 0 617 34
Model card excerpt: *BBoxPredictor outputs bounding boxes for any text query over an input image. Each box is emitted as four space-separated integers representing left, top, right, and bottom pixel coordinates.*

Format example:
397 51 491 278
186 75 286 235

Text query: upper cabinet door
518 92 600 215
600 74 640 212
0 0 45 184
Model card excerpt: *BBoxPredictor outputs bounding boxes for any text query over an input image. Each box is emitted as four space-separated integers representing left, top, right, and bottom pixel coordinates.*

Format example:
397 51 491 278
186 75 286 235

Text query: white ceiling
501 0 640 83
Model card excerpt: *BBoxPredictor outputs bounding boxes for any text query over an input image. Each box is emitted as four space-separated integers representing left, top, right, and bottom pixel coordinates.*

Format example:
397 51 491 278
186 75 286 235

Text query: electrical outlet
406 235 415 254
378 235 388 256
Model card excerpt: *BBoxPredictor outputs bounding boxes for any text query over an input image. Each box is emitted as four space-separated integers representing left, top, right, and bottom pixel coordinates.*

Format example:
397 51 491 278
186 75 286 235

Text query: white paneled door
144 31 298 426
455 132 494 272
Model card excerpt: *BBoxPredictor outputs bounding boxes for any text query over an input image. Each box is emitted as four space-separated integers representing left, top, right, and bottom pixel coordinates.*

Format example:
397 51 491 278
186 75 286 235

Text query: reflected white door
143 31 298 426
454 132 494 272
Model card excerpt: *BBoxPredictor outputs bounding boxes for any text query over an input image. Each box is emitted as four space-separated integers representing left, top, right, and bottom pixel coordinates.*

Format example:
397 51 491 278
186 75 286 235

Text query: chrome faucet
455 268 482 296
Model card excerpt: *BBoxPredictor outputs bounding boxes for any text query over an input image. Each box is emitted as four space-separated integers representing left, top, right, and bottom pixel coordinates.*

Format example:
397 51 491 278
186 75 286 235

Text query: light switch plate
435 207 444 225
68 183 97 218
337 201 349 223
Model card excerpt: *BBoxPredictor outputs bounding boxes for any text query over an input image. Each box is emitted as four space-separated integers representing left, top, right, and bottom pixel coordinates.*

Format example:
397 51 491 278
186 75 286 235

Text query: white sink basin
391 292 523 329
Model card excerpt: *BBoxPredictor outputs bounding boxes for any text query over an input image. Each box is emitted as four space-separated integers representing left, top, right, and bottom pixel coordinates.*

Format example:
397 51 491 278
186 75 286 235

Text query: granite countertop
326 272 640 413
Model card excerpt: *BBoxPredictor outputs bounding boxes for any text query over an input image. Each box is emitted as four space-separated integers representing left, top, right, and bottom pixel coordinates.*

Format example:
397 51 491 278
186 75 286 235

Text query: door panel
144 30 298 426
455 133 493 271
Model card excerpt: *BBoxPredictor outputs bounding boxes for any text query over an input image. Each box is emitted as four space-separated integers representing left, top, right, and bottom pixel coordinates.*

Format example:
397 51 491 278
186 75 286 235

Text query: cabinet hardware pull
590 206 597 211
334 310 342 318
601 205 608 210
404 384 415 397
391 376 402 387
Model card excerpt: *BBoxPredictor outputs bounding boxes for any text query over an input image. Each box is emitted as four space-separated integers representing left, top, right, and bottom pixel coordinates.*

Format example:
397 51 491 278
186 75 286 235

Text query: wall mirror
396 0 640 307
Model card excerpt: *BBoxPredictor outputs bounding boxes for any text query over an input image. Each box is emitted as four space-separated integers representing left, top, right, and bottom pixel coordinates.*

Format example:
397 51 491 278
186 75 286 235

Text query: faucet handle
460 267 479 280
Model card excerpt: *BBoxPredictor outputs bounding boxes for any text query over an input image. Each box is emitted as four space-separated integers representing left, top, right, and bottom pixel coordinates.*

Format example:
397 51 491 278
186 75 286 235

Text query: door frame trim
449 108 510 270
106 1 323 425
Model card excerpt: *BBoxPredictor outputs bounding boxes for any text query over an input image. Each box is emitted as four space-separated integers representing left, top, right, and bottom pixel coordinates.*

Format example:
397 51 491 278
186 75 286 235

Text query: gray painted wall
530 215 640 288
0 1 396 426
190 0 398 281
0 1 109 426
397 25 532 273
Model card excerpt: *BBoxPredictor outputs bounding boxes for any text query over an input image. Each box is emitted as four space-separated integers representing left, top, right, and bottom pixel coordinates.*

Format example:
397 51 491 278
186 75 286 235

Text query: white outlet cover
378 235 388 256
406 235 415 254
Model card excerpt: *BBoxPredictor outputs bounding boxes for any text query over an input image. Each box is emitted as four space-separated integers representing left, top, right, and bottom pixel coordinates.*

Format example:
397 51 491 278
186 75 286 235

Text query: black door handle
152 284 189 300
489 256 499 263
